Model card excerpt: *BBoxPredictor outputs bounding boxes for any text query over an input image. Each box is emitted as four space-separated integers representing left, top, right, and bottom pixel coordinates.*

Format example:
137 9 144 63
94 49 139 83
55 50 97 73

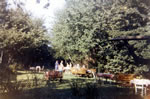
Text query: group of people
72 64 86 70
55 60 87 72
55 60 72 72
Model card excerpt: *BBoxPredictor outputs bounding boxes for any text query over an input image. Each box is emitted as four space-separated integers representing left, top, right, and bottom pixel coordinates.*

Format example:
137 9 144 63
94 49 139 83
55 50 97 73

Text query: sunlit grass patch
0 70 143 99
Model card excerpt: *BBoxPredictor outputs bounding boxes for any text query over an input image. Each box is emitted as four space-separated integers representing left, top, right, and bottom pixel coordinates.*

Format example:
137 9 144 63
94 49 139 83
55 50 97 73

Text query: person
55 60 59 71
82 65 86 68
64 62 71 74
76 64 80 70
58 60 64 72
69 62 72 68
66 63 70 69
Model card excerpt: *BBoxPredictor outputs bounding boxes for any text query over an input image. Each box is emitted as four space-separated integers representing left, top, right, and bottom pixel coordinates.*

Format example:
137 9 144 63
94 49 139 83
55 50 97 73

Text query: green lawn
0 70 143 99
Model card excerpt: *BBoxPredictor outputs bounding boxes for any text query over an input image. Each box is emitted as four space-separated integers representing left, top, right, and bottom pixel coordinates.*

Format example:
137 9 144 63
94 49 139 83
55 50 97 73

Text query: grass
0 70 143 99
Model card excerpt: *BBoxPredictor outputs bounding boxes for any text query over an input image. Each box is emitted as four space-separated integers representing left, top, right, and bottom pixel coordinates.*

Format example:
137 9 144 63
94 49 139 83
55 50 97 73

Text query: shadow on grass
0 74 143 99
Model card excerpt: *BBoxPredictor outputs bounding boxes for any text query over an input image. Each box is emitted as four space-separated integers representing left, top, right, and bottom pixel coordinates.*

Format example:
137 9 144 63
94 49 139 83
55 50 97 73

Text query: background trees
0 0 150 74
106 0 150 73
51 0 150 74
0 0 55 91
0 0 53 70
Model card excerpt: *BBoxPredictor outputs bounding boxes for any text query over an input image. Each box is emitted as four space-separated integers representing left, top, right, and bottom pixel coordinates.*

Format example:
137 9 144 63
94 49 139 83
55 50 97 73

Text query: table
130 79 150 96
97 73 114 80
97 73 114 83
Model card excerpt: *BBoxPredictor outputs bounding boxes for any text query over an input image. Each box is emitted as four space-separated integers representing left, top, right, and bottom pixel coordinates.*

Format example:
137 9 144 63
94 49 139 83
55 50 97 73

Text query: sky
8 0 66 29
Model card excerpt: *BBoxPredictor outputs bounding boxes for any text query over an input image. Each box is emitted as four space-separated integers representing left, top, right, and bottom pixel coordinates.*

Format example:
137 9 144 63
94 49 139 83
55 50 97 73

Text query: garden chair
130 79 150 97
36 66 41 72
134 80 147 97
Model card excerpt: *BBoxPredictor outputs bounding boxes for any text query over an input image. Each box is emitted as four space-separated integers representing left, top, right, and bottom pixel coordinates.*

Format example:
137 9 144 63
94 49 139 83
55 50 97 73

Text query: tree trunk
0 51 3 64
124 40 150 65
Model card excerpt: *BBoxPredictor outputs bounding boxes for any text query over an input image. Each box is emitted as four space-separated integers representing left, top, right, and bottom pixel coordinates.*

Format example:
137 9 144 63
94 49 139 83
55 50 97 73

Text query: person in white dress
58 60 64 72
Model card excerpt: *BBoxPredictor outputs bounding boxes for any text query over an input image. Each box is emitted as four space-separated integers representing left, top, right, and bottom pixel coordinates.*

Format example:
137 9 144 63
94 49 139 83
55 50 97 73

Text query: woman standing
55 60 59 71
58 60 64 72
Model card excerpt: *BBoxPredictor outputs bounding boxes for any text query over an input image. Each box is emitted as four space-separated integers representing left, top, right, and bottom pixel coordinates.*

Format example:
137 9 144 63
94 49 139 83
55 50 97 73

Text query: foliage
51 0 150 73
70 80 83 96
0 72 143 99
84 83 99 99
51 0 110 65
0 1 53 96
70 80 99 98
0 1 51 68
105 0 150 73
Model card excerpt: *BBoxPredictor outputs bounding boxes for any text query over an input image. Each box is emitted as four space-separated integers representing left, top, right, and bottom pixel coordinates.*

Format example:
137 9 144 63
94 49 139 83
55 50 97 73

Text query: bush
70 80 99 99
70 80 83 97
84 83 99 99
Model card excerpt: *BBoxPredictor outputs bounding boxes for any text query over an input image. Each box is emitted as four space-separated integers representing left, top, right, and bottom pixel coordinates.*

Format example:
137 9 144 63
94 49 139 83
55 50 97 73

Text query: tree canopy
0 0 51 69
51 0 150 74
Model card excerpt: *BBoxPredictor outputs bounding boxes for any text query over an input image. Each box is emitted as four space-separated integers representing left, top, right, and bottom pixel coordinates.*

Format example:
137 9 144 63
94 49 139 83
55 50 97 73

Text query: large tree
51 0 150 73
0 0 50 69
51 0 114 68
105 0 150 73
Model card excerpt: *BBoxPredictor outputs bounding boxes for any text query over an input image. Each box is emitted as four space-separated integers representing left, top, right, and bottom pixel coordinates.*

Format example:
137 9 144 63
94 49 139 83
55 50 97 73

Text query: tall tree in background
52 0 110 67
0 0 51 69
51 0 150 74
105 0 150 73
